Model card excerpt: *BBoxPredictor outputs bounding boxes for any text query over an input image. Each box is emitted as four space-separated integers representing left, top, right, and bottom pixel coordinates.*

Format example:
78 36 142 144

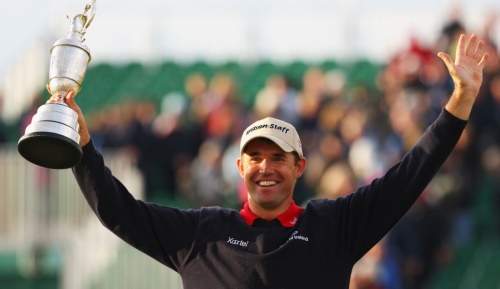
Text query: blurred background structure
1 0 500 288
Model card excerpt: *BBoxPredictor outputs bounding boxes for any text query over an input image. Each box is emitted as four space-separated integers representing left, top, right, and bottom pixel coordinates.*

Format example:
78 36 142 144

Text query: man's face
237 138 306 213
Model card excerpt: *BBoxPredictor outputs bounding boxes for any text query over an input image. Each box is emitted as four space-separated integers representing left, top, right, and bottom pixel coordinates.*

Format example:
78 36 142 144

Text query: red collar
240 200 304 227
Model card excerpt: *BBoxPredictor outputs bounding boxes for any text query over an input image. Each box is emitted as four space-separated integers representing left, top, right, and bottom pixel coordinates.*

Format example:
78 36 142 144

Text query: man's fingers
45 91 78 107
65 91 76 103
455 34 467 62
478 52 490 69
473 40 486 63
65 91 80 111
46 94 62 104
437 52 454 70
465 34 478 57
438 35 489 72
66 91 87 119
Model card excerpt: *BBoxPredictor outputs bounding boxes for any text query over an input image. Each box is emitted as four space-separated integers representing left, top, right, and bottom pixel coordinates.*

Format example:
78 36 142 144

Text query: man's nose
259 159 275 173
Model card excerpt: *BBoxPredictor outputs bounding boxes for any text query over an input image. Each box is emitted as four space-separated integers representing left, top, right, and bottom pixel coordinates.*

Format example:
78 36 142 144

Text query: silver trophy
18 1 96 169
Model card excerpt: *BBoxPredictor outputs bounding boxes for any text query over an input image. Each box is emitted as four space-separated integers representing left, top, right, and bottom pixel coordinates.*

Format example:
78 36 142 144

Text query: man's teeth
258 181 277 187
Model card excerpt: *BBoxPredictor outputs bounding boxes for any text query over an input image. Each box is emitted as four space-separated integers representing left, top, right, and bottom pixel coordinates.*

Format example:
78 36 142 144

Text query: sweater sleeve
336 108 467 262
72 140 199 271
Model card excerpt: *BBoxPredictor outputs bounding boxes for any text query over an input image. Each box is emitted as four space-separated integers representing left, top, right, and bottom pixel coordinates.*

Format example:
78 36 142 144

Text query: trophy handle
82 0 97 35
69 0 96 39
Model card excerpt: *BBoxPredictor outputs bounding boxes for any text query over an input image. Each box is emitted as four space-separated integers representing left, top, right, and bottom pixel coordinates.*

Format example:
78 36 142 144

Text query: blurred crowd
5 16 500 289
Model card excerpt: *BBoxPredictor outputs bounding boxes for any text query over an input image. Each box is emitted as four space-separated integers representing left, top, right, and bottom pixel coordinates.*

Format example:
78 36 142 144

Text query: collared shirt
240 200 305 227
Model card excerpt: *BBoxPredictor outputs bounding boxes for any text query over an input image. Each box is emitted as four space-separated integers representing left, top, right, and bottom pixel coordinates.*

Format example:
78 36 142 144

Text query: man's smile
257 180 279 187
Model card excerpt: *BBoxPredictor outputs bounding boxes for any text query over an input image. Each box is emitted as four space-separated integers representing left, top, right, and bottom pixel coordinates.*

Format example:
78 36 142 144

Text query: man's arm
46 88 197 270
335 34 489 262
438 34 489 120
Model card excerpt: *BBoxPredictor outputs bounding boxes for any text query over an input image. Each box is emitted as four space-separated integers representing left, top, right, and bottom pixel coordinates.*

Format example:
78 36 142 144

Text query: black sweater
72 109 467 289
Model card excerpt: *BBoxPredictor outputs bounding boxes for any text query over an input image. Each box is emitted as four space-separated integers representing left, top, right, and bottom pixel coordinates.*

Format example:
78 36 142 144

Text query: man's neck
248 199 293 220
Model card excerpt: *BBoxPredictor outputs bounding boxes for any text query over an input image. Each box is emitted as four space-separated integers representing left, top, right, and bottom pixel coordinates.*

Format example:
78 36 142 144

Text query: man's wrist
80 134 91 147
444 93 474 121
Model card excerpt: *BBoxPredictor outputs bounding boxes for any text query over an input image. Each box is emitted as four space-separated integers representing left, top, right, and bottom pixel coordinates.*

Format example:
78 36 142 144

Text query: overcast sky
1 0 499 79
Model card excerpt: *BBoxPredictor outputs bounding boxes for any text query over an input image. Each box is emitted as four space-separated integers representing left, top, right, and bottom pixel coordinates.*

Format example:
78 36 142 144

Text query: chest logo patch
289 231 309 242
227 237 249 247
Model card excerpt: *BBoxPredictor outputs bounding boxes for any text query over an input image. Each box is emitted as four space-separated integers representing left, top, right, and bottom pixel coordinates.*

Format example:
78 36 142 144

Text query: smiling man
238 117 306 220
53 34 489 288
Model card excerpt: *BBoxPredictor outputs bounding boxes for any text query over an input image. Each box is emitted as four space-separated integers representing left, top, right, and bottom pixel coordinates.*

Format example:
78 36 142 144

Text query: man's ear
236 157 244 178
295 157 307 179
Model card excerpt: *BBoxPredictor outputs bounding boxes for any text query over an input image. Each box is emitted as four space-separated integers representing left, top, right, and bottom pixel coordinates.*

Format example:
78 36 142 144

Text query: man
50 34 488 288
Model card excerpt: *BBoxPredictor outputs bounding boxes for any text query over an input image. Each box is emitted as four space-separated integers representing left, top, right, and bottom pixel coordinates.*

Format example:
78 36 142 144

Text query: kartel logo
288 231 309 242
227 237 249 247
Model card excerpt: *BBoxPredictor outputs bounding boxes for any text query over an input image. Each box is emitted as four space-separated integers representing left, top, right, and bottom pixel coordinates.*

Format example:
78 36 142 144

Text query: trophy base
18 132 83 169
